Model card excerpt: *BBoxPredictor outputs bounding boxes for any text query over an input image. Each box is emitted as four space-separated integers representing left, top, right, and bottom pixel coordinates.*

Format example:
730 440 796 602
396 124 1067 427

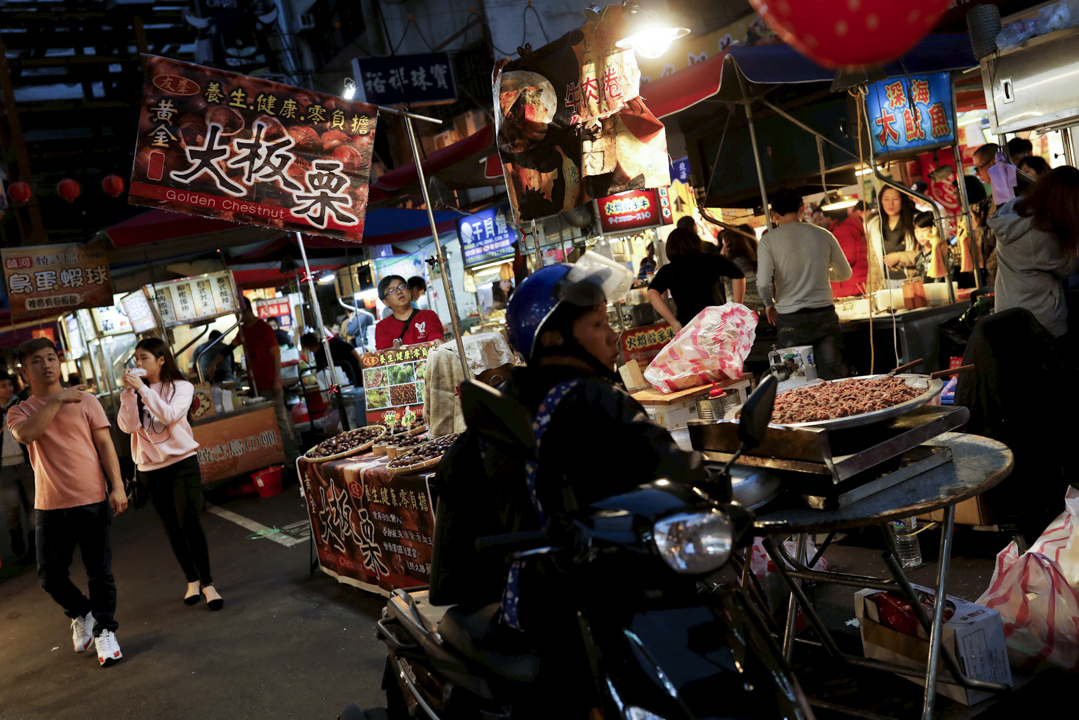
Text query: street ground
0 485 1071 719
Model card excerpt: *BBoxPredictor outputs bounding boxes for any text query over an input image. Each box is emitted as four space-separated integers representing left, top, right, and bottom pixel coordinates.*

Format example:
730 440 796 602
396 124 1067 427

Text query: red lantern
102 174 125 199
57 178 81 203
8 181 32 205
749 0 951 69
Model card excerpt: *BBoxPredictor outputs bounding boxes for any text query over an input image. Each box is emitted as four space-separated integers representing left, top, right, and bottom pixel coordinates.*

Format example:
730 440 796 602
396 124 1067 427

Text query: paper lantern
8 181 32 205
57 178 81 202
749 0 951 69
102 174 125 198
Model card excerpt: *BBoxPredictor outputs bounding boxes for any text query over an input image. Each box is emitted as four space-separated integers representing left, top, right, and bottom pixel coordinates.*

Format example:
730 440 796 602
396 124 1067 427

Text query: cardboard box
619 360 648 393
855 585 1013 705
919 496 993 526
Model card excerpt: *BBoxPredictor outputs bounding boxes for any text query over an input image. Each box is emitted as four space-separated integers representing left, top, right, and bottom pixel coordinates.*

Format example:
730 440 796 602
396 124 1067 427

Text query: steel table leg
922 505 955 720
782 533 808 662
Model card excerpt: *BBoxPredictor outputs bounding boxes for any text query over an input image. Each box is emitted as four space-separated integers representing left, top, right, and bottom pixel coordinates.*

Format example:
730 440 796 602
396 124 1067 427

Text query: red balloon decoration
57 178 81 203
749 0 951 69
8 181 32 205
102 174 125 198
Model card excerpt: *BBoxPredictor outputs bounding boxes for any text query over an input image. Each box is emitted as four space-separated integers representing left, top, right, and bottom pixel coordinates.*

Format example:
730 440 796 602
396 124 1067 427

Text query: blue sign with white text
670 157 691 184
866 72 954 156
457 206 516 268
351 53 457 107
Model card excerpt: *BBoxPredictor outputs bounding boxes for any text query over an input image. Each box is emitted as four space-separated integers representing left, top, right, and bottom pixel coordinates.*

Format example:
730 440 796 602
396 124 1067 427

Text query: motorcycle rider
429 253 705 716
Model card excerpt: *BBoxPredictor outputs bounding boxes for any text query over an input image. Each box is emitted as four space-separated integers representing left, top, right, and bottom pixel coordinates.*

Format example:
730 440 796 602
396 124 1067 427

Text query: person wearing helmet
431 252 705 614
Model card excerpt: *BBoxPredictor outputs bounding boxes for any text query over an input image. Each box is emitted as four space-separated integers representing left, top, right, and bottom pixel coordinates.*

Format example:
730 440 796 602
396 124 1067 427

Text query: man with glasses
971 144 1002 287
374 275 445 350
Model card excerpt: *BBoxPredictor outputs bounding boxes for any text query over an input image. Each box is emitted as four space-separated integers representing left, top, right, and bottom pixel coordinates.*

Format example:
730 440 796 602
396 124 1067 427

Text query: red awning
369 123 496 203
104 210 242 248
232 263 343 290
640 52 728 119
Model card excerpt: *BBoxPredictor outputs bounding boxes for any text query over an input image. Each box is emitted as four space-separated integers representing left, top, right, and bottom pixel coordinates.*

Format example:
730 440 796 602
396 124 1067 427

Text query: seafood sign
129 55 378 243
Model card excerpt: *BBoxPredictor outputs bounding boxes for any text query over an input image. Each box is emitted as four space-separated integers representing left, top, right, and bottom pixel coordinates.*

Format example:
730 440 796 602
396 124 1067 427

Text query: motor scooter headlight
652 510 733 574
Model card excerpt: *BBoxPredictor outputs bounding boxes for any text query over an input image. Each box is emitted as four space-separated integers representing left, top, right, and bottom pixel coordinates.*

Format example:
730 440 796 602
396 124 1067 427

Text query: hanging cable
522 1 550 47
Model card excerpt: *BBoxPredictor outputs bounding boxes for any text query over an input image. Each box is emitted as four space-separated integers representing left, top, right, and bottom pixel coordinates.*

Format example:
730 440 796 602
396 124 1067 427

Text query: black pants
777 306 845 380
140 455 213 586
36 500 118 634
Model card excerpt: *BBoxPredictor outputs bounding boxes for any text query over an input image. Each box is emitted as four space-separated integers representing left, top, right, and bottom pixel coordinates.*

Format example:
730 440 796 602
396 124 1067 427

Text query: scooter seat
437 604 541 685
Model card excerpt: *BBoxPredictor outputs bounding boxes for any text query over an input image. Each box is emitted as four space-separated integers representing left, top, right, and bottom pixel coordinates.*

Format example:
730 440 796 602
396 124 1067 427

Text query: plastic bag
976 487 1079 669
749 537 829 614
644 304 757 393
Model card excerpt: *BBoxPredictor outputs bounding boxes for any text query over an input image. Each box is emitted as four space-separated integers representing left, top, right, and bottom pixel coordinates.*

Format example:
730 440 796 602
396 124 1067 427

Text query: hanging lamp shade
102 174 125 198
9 181 32 205
57 178 81 202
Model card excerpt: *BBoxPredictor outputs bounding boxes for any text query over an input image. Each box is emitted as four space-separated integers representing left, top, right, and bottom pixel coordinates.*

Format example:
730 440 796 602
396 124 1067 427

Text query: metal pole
295 232 349 431
401 114 471 379
951 79 982 291
782 533 807 662
531 219 543 268
922 505 956 720
738 74 773 231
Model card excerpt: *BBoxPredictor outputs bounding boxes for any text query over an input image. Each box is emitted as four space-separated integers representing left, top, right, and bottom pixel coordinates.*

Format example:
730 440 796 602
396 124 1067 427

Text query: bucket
252 465 284 498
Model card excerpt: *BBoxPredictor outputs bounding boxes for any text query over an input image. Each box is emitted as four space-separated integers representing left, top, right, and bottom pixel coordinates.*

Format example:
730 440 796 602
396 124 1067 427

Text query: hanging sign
129 55 378 243
457 205 516 268
64 316 86 359
350 52 457 107
122 291 157 333
147 271 240 329
92 304 132 336
866 72 955 156
1 243 113 323
597 188 673 234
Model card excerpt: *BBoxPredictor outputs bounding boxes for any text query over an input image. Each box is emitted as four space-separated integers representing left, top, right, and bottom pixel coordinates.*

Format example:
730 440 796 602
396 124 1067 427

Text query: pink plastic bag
644 304 757 393
976 488 1079 670
749 536 828 614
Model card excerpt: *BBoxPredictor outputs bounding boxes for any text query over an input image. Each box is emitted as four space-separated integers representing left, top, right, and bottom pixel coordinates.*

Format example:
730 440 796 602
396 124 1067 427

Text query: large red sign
620 321 675 365
130 55 378 243
597 187 673 235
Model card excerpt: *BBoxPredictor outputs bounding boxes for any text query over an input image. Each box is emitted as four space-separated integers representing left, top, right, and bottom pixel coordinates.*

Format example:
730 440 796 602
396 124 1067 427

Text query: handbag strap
396 309 419 343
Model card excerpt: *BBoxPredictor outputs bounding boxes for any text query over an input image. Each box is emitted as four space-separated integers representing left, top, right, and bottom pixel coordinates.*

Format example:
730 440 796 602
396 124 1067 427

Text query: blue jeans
36 500 118 634
777 306 845 381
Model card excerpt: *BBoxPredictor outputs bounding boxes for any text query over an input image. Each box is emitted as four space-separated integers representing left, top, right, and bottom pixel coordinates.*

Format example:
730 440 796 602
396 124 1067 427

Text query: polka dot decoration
749 0 951 69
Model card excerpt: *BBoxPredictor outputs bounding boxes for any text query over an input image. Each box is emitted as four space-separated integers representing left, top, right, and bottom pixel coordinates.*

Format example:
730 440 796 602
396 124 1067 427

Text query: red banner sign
359 342 436 426
256 298 291 319
300 456 434 594
620 321 675 365
130 55 378 243
597 188 673 235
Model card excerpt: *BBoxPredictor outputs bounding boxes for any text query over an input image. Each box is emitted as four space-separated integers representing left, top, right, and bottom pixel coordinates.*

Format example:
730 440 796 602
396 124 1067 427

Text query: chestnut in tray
305 427 384 459
387 433 460 470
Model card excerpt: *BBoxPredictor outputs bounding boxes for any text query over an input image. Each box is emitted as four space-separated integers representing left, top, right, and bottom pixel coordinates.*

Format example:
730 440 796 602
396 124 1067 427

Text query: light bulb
342 78 357 100
616 25 689 59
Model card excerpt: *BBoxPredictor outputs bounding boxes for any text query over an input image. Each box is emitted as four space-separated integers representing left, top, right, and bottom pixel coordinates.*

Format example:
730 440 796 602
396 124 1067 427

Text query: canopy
368 124 498 204
232 263 343 291
641 34 978 118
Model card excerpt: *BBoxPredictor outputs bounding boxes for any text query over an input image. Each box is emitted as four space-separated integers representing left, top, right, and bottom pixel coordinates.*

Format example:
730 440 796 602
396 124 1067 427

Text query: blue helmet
505 263 572 361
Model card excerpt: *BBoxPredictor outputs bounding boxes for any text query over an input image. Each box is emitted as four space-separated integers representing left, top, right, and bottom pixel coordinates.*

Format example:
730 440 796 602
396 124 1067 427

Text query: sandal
201 584 224 611
184 583 201 606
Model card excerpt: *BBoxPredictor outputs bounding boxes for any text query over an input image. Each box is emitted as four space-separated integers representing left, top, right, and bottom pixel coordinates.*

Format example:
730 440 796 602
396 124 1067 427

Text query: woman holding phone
118 338 223 610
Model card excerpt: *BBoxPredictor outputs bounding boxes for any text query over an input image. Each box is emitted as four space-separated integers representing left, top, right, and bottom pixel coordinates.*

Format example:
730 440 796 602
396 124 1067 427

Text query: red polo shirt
375 310 444 350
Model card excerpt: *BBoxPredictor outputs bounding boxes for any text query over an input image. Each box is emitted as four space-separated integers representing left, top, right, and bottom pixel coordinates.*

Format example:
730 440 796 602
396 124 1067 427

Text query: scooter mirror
460 380 536 451
738 374 778 451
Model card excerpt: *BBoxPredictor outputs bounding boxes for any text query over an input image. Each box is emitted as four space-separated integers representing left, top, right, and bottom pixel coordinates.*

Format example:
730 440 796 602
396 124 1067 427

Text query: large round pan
725 374 945 431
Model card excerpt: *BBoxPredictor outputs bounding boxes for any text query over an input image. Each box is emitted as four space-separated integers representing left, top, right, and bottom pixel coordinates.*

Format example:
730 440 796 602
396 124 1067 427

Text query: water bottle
891 517 923 568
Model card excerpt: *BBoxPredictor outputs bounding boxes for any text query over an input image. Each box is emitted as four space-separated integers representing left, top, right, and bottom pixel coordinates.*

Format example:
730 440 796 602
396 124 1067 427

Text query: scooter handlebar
474 530 552 556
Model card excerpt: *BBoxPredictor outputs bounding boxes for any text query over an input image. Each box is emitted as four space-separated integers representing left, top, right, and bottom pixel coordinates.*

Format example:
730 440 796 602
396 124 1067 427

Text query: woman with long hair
988 166 1079 340
647 228 745 334
866 186 920 291
720 225 765 313
117 338 223 610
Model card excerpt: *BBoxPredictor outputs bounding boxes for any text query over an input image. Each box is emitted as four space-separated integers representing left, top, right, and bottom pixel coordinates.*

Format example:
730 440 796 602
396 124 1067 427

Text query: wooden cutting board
631 374 754 406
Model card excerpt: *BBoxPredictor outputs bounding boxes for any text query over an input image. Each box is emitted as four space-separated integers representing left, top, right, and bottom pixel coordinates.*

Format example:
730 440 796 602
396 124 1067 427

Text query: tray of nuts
304 426 387 463
386 433 430 460
373 420 427 456
386 433 460 475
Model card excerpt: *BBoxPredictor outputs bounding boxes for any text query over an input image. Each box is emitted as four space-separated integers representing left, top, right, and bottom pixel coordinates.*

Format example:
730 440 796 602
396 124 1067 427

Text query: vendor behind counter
375 275 445 350
300 332 363 385
647 228 745 334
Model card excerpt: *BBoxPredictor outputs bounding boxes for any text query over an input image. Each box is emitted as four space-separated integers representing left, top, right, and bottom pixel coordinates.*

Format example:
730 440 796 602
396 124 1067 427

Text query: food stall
139 270 287 485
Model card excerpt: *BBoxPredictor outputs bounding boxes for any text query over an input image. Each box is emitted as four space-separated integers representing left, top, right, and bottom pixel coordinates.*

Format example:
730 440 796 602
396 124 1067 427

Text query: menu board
359 342 437 426
77 308 97 341
65 315 86 359
121 291 157 333
256 297 293 328
148 271 240 328
92 304 132 336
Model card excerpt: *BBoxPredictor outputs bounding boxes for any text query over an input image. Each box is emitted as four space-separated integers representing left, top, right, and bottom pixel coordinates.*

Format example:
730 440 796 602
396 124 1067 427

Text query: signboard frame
457 205 517 269
145 270 241 330
596 188 674 236
866 72 956 160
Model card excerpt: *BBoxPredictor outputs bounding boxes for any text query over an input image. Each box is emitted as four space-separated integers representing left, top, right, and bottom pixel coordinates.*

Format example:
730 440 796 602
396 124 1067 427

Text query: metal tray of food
726 374 945 431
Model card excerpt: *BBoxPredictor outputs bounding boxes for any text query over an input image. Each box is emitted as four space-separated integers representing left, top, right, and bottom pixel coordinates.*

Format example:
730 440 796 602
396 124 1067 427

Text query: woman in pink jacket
118 338 223 610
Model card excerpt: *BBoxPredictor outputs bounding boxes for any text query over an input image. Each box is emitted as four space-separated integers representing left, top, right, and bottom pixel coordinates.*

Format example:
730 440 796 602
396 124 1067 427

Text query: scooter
343 375 813 720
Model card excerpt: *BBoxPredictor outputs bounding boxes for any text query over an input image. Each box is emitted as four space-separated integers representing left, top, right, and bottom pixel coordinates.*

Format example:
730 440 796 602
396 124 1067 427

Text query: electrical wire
522 1 550 46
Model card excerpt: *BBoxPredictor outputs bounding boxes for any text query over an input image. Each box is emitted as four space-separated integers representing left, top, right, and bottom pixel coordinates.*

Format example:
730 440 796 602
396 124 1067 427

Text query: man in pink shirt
7 338 128 667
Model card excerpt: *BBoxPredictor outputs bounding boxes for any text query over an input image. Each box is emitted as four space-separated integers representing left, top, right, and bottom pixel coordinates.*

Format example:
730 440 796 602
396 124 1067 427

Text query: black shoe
202 585 224 611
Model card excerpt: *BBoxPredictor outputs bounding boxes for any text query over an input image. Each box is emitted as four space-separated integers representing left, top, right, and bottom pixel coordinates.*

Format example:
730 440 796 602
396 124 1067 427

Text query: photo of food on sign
129 55 378 242
360 342 435 423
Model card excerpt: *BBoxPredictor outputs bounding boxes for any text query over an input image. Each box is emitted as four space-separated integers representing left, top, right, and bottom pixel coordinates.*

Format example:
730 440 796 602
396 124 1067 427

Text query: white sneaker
71 613 95 652
94 630 122 667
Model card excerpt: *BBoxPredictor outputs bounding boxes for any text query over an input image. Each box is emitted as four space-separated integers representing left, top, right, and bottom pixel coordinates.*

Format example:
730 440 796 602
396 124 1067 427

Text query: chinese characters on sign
256 298 294 328
1 244 114 323
456 205 516 268
92 304 132 336
190 404 286 485
867 72 954 156
620 322 676 365
121 291 157 333
596 188 674 235
360 342 436 426
147 271 239 329
130 55 378 243
300 457 435 594
350 52 457 107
